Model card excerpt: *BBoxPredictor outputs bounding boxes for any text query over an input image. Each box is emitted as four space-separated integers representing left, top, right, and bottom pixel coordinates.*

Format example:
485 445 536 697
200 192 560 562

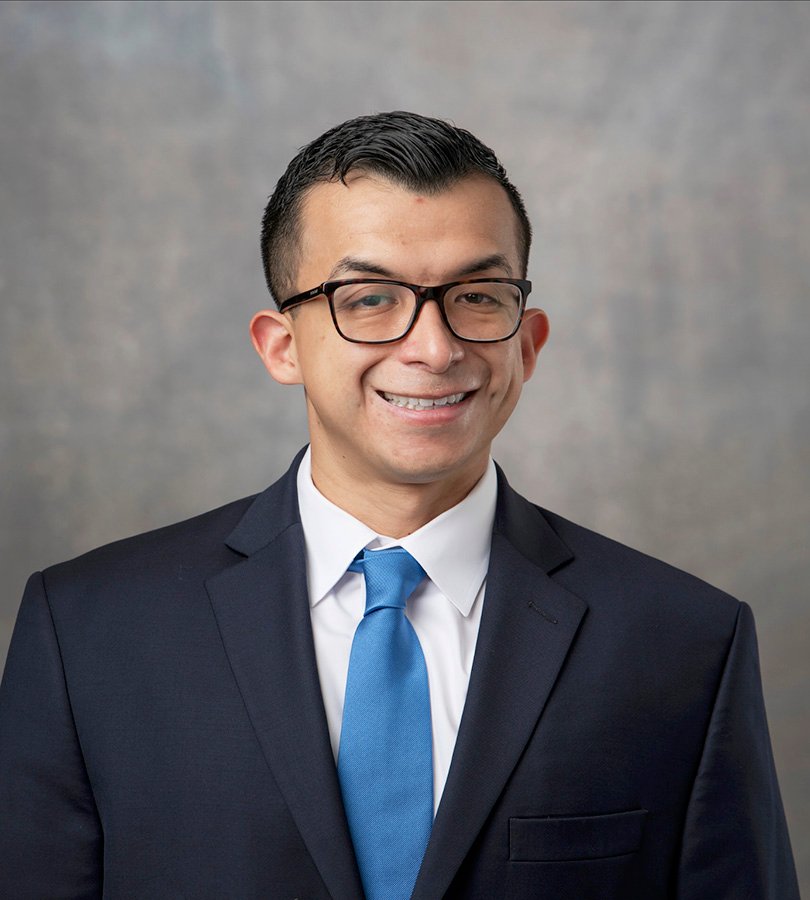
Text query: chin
379 449 484 488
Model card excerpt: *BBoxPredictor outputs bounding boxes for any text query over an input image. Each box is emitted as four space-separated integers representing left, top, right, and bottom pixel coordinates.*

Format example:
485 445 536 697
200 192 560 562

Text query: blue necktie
338 547 433 900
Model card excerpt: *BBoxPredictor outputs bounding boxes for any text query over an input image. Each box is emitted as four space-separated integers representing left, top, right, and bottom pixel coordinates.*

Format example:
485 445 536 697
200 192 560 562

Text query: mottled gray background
1 0 808 887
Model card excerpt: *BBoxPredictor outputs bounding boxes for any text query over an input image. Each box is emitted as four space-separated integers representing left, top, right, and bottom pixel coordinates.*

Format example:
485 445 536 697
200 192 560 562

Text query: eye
343 293 398 316
455 290 502 306
333 283 409 314
351 293 395 309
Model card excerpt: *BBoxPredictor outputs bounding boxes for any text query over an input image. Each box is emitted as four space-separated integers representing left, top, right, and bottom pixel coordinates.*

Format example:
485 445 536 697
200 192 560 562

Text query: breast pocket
506 810 648 899
509 808 647 862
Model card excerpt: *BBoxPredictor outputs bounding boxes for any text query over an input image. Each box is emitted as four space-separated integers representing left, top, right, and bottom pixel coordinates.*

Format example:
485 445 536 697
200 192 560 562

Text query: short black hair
260 111 532 306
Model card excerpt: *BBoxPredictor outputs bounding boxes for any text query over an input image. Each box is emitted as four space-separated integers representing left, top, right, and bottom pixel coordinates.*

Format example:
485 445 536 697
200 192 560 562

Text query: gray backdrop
1 0 808 888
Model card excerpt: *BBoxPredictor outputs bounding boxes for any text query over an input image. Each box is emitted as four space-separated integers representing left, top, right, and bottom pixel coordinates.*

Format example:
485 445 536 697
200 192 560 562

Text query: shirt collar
296 447 496 617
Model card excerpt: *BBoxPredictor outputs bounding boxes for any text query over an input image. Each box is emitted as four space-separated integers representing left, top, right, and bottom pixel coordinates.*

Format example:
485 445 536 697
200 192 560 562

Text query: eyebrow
328 257 395 279
455 254 514 278
327 253 514 281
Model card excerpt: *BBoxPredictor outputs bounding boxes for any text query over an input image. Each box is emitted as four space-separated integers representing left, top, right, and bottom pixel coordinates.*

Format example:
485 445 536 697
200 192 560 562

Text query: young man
0 112 798 898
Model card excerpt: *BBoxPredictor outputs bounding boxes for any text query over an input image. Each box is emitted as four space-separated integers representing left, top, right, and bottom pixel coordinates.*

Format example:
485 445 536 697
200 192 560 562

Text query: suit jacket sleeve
676 601 799 899
0 572 103 898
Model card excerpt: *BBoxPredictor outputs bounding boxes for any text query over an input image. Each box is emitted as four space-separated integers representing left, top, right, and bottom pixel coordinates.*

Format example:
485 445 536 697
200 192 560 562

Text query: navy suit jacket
0 452 798 898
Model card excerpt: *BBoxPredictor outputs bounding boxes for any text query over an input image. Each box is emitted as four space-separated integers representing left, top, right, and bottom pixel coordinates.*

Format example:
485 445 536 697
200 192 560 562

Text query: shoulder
32 444 307 622
40 493 257 598
495 467 744 644
541 505 732 593
496 470 738 617
536 504 743 635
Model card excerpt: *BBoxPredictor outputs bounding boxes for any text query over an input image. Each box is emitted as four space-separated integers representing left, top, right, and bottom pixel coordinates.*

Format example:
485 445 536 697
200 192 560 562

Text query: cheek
298 346 381 412
485 348 524 397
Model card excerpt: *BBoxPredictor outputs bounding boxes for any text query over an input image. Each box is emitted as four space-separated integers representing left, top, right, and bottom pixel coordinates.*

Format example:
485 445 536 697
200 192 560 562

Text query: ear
518 308 550 383
249 309 303 385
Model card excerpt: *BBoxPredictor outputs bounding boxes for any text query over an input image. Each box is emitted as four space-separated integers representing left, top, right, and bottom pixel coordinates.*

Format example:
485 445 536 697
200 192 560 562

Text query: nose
398 298 464 372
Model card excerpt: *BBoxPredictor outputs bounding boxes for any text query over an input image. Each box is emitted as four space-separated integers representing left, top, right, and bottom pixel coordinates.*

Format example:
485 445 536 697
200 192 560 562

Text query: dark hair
260 111 532 306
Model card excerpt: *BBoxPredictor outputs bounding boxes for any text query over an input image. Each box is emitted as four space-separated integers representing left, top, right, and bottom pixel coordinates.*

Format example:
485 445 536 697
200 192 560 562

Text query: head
260 111 532 305
252 112 548 529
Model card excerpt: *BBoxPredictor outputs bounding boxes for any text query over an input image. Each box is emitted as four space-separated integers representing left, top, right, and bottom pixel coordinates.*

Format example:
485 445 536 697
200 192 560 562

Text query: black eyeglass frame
277 277 533 344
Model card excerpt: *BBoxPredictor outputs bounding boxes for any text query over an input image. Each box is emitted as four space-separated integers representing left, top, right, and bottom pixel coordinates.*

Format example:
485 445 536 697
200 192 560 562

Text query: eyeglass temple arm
278 285 325 312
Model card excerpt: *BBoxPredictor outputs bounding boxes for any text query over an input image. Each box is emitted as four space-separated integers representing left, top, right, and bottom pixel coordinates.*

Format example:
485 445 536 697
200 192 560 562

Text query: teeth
382 392 467 410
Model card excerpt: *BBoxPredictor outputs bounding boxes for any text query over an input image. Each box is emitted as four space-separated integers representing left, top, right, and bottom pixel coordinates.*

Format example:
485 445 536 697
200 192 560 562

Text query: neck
309 452 486 538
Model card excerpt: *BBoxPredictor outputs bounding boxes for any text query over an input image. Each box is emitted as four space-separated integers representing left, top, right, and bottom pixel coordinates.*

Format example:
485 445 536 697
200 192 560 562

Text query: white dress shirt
296 448 496 814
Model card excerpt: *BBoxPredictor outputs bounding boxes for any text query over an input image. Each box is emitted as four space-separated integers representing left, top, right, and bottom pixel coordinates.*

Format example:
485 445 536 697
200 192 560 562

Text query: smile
381 391 468 410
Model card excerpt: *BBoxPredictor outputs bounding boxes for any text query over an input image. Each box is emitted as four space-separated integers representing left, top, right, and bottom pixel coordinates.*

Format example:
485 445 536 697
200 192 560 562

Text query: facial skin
251 174 549 537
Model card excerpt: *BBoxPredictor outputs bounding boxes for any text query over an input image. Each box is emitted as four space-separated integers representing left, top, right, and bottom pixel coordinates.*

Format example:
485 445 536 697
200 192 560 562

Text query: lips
381 391 468 410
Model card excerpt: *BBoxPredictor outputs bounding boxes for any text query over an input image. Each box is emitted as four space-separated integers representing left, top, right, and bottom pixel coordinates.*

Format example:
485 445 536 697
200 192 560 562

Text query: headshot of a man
0 111 799 899
252 113 547 535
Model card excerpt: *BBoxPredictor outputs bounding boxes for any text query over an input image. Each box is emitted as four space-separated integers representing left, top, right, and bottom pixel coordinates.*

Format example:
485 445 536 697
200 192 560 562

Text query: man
0 112 798 898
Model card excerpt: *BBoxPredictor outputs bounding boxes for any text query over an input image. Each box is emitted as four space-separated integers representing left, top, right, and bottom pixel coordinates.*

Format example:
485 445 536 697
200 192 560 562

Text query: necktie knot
349 547 426 615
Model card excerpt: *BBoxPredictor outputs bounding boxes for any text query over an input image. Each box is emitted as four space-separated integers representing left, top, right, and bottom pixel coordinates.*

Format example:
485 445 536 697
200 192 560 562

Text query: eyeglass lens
331 282 522 342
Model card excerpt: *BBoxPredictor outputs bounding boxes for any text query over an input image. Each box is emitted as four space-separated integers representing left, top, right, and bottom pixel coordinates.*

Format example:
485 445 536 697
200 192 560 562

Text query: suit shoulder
536 505 742 625
40 493 258 590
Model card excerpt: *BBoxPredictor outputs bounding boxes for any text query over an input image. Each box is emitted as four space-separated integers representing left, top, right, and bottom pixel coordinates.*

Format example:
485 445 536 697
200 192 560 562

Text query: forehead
295 174 521 285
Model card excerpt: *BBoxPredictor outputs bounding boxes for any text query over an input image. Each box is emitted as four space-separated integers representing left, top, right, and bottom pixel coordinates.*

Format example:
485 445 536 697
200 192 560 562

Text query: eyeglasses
278 278 532 344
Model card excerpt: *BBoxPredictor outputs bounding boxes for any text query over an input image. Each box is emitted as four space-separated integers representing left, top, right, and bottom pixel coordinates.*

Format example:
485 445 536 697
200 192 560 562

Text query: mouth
380 391 469 410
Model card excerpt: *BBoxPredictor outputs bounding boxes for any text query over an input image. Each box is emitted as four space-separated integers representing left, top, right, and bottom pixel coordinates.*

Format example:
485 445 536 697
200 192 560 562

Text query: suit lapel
206 453 364 900
412 472 587 900
206 456 585 900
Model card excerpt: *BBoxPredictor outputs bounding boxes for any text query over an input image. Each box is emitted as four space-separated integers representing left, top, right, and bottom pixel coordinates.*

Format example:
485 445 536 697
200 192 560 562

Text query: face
252 173 548 503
